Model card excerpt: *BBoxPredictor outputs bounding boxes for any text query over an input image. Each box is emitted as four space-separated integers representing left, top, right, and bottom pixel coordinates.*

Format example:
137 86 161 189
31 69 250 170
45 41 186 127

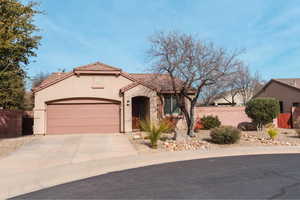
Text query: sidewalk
3 146 300 199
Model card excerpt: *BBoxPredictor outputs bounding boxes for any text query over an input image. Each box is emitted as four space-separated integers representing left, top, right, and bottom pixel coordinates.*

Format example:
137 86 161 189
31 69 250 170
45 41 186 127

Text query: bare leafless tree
199 73 240 106
199 81 224 106
31 72 50 89
218 76 240 106
147 32 243 136
234 66 263 105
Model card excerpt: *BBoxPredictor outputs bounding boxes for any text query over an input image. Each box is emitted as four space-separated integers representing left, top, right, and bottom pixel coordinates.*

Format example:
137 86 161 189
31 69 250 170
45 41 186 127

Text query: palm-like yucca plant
140 120 171 149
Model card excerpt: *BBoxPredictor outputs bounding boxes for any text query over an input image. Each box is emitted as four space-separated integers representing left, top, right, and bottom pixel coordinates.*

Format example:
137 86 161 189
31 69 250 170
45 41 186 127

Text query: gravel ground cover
129 129 300 153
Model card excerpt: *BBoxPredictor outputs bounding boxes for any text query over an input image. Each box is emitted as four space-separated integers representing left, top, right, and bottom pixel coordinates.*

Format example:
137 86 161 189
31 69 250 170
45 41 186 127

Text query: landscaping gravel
130 129 300 153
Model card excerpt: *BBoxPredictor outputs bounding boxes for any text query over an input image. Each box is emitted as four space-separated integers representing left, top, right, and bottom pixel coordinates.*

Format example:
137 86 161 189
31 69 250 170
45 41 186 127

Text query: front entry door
132 97 149 130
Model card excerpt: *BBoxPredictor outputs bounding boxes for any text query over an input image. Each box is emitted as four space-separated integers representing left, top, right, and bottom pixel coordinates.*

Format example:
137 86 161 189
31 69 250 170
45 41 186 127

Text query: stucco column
33 109 46 135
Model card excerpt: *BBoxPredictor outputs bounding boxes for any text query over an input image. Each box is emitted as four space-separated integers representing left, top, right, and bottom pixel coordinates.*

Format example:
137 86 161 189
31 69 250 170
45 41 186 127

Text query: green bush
201 115 221 129
267 128 278 140
140 120 171 149
245 98 280 127
210 126 241 144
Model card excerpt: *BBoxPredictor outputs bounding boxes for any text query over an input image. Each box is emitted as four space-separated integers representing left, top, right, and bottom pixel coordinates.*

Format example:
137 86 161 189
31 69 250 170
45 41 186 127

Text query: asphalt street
12 154 300 199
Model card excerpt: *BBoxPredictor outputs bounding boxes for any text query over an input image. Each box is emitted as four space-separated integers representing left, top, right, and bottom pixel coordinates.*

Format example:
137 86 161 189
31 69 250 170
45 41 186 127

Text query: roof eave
253 79 300 98
159 90 196 95
73 70 121 75
32 72 74 93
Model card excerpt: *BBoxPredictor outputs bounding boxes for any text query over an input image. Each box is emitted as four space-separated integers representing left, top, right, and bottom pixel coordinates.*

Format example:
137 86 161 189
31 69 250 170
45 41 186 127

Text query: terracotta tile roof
33 72 72 92
129 73 186 92
120 82 140 93
74 62 121 71
274 78 300 89
33 62 195 94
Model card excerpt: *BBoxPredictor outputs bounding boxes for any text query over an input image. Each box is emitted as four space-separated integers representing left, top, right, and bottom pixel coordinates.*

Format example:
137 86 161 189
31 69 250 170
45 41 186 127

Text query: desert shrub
245 98 280 129
140 120 171 149
295 129 300 138
210 126 241 144
267 128 279 140
201 115 221 129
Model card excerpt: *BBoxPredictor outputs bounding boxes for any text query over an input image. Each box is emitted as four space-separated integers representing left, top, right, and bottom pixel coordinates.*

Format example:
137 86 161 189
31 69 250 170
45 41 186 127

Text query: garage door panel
48 126 119 134
48 114 118 120
47 103 120 134
48 121 119 127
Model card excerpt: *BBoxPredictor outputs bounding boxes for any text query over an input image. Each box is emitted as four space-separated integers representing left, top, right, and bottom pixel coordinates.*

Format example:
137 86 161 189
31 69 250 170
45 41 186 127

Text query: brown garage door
47 100 120 134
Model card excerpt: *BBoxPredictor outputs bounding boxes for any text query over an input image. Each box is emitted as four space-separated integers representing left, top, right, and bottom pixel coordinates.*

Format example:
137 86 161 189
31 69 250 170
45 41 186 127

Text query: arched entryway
132 96 150 130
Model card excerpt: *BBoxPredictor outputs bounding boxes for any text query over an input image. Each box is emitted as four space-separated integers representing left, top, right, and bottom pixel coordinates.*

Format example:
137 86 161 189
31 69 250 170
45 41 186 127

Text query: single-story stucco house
254 78 300 128
33 62 195 135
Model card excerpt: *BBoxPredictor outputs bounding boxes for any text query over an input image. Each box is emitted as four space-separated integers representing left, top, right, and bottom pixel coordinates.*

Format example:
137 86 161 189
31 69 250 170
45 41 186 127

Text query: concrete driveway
0 134 137 174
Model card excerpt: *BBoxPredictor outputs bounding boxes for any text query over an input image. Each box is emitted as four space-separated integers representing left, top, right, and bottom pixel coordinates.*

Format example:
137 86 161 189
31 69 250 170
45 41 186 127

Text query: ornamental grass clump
140 120 171 149
267 128 279 140
210 126 241 144
265 123 279 140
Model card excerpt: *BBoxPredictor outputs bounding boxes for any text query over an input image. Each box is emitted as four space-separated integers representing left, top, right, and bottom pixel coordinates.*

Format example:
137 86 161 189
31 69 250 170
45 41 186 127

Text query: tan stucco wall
123 85 158 132
34 74 133 134
34 72 197 134
256 81 300 113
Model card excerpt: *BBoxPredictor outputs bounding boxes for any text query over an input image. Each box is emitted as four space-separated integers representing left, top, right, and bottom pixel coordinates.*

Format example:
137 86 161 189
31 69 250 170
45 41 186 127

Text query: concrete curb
3 146 300 199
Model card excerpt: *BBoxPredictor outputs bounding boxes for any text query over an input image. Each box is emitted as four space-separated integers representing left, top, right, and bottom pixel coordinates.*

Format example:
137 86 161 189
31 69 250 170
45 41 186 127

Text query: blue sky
27 0 300 81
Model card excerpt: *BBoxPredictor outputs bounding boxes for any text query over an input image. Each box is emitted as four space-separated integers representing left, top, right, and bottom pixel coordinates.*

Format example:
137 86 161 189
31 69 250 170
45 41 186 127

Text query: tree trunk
186 101 196 137
187 119 195 137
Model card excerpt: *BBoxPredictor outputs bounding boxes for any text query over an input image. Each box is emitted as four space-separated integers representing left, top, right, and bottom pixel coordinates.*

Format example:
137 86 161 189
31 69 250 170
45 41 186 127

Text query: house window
164 95 180 115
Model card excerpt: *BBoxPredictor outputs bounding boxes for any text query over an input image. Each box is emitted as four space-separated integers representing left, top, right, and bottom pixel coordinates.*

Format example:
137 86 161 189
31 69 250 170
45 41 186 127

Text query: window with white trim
164 94 180 115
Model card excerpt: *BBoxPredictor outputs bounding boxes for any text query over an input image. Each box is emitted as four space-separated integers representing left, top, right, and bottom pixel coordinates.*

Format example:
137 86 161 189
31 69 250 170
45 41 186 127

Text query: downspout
122 93 125 133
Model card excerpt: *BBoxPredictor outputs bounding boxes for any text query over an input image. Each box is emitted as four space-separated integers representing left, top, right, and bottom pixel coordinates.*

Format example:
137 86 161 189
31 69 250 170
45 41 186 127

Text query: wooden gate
277 113 292 128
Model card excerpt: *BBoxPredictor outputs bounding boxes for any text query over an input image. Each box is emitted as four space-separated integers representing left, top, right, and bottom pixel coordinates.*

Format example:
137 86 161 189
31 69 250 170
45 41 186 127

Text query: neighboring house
33 62 194 135
212 90 246 106
254 78 300 128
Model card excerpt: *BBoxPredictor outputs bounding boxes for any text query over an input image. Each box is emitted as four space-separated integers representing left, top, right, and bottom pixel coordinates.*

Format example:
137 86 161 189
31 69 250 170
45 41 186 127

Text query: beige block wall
123 85 158 132
34 74 132 134
195 106 251 127
257 81 300 113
